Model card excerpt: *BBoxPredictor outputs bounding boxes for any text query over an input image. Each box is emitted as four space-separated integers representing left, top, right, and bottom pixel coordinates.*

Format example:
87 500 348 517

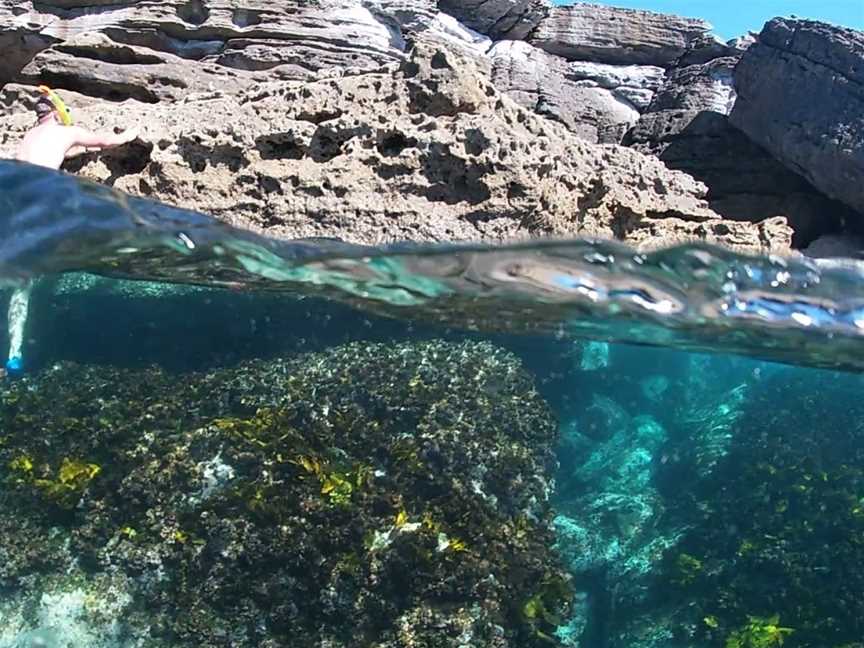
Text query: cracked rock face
730 18 864 217
566 60 665 110
489 40 643 144
479 3 862 250
438 0 550 40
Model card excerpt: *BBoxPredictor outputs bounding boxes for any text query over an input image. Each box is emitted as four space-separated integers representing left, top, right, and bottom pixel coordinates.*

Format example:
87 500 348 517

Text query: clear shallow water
0 160 863 648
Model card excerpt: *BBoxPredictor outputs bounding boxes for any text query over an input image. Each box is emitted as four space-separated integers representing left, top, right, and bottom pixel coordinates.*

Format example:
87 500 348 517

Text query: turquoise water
0 160 863 647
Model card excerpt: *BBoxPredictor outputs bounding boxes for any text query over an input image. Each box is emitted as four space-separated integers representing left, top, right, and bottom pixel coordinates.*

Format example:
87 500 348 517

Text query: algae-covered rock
641 369 864 647
0 340 569 647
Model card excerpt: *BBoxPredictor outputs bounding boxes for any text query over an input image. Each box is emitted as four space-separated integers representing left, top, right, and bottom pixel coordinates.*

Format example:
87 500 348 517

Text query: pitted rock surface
0 42 791 252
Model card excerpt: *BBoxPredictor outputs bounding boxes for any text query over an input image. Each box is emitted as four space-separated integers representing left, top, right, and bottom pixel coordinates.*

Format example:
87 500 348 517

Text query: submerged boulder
0 340 568 647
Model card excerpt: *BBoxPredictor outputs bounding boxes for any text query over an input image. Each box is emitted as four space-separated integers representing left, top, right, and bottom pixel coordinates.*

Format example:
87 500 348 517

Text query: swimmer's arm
64 126 140 157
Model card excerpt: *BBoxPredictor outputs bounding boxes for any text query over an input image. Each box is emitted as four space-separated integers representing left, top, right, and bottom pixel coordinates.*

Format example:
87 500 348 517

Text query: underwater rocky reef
1 279 864 648
650 368 864 648
2 257 864 648
552 346 864 648
1 0 863 646
0 340 570 647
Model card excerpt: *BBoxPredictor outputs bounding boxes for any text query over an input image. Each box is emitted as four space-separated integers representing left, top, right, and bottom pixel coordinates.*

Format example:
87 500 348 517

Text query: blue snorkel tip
5 357 23 376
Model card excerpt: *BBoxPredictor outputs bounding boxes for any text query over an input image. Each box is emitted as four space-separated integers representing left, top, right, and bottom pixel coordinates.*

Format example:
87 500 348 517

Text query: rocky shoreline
0 1 861 255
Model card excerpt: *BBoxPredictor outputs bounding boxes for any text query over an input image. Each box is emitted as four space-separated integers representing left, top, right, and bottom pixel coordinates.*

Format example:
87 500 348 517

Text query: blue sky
567 1 864 40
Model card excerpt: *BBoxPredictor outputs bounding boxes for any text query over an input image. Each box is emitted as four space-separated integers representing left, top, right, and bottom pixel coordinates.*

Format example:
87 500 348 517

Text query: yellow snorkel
37 85 72 126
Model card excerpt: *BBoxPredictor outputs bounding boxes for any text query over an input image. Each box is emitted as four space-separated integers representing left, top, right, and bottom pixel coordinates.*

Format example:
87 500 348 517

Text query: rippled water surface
3 160 864 370
0 160 862 648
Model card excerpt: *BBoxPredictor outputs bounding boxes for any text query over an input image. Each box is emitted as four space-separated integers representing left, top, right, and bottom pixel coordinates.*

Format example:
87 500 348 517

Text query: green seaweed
7 454 101 508
725 615 794 648
521 574 573 643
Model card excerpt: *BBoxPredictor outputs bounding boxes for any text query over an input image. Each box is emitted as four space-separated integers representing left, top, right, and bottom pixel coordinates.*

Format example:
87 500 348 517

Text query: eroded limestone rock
0 1 797 252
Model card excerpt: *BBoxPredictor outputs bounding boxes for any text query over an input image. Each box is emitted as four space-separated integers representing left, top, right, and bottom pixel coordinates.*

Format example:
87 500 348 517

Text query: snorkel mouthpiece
37 85 72 126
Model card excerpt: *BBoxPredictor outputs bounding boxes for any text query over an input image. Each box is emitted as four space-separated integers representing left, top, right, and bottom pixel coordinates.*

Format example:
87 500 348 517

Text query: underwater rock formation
0 340 570 647
645 368 864 648
0 568 146 648
553 352 864 648
554 398 678 647
551 349 774 648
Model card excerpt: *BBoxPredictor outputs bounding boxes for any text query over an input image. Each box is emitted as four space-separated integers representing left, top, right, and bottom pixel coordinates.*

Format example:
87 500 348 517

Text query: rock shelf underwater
0 336 566 647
